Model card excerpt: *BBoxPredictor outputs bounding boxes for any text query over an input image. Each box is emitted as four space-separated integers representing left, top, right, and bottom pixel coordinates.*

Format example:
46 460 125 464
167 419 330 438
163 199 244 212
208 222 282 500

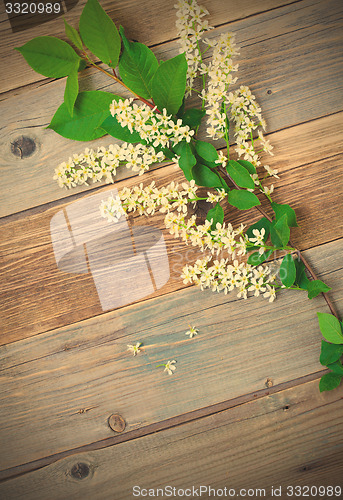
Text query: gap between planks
0 0 301 94
0 108 342 226
0 239 342 475
0 370 326 483
1 0 343 216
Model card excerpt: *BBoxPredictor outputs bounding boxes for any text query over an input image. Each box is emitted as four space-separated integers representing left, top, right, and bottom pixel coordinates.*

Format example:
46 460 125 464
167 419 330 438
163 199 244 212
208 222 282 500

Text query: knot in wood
11 136 36 158
70 462 90 479
108 414 126 433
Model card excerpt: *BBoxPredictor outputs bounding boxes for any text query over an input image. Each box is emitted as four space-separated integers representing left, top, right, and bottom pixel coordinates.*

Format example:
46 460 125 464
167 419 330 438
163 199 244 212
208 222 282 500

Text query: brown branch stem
218 166 340 320
82 53 160 112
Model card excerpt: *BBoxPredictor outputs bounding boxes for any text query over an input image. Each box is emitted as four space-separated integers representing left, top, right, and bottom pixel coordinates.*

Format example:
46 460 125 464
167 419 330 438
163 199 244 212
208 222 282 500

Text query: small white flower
157 360 177 375
185 325 199 338
263 285 276 302
127 342 142 356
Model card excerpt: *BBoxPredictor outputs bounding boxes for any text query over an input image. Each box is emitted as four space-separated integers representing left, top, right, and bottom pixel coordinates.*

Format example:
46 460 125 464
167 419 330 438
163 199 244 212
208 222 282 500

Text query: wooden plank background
0 0 342 496
1 380 342 500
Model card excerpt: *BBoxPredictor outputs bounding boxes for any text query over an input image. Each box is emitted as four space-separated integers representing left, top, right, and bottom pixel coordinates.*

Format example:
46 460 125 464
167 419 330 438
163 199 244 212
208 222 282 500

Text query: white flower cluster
100 179 201 223
181 257 277 301
100 179 270 260
53 143 165 188
165 214 249 258
174 0 211 94
229 86 278 181
99 179 278 301
201 33 239 140
110 98 194 149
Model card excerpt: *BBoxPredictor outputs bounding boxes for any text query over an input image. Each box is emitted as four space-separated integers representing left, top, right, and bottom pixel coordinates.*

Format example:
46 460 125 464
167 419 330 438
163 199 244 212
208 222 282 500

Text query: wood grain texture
1 380 342 498
0 0 297 93
1 110 343 343
0 238 342 471
1 0 342 216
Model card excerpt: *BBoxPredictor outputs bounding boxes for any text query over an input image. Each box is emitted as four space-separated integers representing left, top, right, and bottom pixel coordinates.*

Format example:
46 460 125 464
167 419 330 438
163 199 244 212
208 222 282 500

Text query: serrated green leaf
227 189 261 210
237 159 257 175
118 27 158 99
48 90 116 141
247 250 273 266
206 203 224 229
317 312 343 344
173 141 196 181
178 108 205 129
279 253 296 287
64 66 79 116
192 163 223 188
319 372 342 392
151 53 187 114
245 218 271 242
79 0 121 68
15 36 82 78
270 214 290 248
294 259 310 290
327 360 343 375
320 340 343 366
195 140 218 163
227 160 255 189
64 19 83 50
271 201 298 227
306 280 332 299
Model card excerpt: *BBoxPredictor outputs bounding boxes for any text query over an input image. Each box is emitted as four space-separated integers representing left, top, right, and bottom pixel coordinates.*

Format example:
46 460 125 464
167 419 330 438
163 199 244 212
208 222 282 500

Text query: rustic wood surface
0 240 342 472
1 380 342 499
0 0 343 496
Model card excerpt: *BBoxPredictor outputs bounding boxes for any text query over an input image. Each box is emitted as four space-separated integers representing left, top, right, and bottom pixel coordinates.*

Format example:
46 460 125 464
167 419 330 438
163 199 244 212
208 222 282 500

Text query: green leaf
279 253 296 287
119 27 158 99
237 159 257 175
294 259 310 290
227 160 255 189
101 115 141 143
195 140 218 163
320 340 343 366
271 202 298 227
206 203 224 229
64 66 79 116
245 218 271 242
48 90 116 141
306 280 331 299
64 19 83 50
173 141 196 181
151 53 187 115
319 372 342 392
270 214 290 248
247 250 273 266
192 163 223 188
317 312 343 344
178 108 205 129
327 360 343 376
227 190 261 210
79 0 121 68
15 36 82 78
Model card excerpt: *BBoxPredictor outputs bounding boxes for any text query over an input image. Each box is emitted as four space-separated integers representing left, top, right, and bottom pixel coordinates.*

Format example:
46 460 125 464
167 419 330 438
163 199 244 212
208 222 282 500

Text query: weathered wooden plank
0 0 298 94
0 129 342 344
1 379 342 498
1 0 342 216
0 239 342 471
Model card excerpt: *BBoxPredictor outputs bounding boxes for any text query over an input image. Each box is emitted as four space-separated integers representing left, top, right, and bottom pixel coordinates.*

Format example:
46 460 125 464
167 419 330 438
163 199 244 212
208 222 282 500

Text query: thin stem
217 165 341 320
